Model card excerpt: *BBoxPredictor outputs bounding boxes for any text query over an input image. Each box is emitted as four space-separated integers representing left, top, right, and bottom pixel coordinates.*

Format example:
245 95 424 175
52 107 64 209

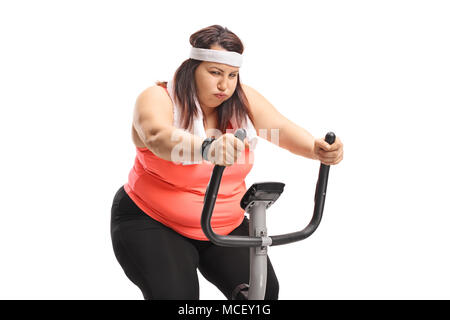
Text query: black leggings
110 186 279 300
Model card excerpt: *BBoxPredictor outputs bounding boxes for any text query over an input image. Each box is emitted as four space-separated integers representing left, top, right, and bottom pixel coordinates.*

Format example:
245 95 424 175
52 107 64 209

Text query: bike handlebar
201 129 335 247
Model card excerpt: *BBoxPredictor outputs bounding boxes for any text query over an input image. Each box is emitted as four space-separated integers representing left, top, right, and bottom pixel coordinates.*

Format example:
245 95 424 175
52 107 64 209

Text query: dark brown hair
156 25 250 133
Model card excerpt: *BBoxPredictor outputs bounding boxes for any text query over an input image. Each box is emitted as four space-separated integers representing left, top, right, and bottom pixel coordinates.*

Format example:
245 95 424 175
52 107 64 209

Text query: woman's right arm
133 86 204 163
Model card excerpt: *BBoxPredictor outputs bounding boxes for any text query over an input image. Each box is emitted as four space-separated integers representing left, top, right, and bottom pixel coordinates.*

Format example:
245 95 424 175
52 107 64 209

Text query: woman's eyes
211 71 237 78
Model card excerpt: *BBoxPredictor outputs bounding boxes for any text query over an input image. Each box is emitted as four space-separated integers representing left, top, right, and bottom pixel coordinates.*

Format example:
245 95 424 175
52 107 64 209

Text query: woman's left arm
242 84 344 165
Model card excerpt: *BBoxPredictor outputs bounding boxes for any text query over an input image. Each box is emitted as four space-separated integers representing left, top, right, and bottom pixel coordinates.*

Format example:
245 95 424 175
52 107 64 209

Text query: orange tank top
124 85 255 240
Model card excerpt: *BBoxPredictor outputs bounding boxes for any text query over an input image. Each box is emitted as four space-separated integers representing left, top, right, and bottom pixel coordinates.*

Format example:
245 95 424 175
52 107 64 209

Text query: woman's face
194 45 240 110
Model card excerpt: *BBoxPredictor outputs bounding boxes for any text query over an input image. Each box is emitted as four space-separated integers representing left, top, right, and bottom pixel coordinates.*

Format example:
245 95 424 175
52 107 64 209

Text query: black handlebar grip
325 132 336 145
234 128 247 141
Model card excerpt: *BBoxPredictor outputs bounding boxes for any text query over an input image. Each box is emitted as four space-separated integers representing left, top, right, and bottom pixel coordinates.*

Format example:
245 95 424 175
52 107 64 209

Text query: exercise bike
201 129 335 300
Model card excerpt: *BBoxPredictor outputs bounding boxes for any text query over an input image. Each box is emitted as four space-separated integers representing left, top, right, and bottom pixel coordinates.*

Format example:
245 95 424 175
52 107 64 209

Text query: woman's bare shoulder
137 84 170 102
132 84 174 148
135 85 173 114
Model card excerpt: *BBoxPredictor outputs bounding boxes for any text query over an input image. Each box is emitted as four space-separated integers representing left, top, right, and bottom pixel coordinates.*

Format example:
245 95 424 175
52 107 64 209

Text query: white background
1 0 449 300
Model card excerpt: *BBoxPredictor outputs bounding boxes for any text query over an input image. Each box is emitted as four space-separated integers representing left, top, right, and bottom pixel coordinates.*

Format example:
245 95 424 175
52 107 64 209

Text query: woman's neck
201 106 217 119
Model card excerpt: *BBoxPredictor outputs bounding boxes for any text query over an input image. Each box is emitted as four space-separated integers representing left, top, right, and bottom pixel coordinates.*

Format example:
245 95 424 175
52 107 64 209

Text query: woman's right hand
206 133 245 166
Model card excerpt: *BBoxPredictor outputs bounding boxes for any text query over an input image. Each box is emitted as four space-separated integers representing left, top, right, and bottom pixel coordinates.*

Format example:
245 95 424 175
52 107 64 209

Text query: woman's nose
217 79 228 91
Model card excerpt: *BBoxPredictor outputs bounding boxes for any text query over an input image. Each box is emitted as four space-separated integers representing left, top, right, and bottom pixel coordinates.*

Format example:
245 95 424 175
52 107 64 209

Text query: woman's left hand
313 136 344 165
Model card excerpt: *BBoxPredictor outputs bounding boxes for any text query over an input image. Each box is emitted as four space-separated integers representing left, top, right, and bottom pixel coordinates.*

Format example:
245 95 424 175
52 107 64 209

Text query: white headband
189 47 243 67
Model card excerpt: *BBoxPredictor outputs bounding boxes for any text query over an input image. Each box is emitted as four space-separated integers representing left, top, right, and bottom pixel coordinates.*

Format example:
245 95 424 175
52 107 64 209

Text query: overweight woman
111 25 344 300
